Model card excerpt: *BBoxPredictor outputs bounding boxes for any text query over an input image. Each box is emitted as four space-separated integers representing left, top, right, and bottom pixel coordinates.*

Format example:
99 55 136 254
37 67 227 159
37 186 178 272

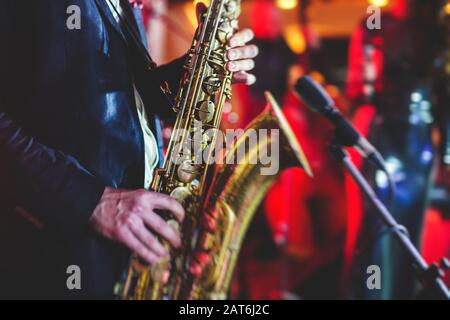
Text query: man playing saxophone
0 0 257 299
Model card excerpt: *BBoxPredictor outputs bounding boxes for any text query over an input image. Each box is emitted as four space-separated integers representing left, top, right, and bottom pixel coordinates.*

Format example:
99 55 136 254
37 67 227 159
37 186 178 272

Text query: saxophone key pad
177 160 198 183
195 100 215 123
170 186 192 206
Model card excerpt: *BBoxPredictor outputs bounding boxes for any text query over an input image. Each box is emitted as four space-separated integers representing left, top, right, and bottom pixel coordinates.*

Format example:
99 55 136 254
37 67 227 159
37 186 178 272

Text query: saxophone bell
184 91 312 300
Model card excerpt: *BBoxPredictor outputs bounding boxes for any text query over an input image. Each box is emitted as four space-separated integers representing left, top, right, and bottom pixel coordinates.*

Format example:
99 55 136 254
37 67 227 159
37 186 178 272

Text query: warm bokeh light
283 24 307 54
445 2 450 15
184 3 197 28
275 0 298 11
186 0 211 28
193 0 210 7
368 0 389 7
309 70 325 85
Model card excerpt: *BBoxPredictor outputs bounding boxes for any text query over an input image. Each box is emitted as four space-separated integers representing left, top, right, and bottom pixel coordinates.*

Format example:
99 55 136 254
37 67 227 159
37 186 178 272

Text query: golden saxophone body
188 92 312 299
116 0 311 300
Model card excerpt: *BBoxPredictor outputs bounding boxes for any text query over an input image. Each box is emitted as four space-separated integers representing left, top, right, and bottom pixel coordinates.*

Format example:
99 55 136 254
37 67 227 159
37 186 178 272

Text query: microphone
294 76 386 170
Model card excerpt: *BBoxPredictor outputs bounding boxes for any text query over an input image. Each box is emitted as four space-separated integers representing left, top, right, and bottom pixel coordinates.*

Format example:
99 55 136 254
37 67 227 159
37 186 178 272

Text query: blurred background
141 0 450 299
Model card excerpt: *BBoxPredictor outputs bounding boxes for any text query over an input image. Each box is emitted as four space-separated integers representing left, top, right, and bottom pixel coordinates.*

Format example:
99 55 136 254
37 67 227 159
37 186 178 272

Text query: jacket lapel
94 0 149 51
95 0 163 162
94 0 127 44
121 0 149 49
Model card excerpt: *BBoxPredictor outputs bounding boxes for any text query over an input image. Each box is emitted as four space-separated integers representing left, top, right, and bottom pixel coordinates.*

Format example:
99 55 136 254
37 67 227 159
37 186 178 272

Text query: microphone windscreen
294 76 334 113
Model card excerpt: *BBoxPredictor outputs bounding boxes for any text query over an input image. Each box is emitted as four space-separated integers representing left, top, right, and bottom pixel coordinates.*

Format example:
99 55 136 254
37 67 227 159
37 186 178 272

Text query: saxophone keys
230 19 239 30
170 186 192 206
217 21 233 44
189 125 209 152
223 0 240 20
217 30 227 44
167 219 180 231
177 160 198 183
225 0 238 14
150 256 171 283
195 100 215 123
189 252 211 277
190 179 200 192
202 76 221 95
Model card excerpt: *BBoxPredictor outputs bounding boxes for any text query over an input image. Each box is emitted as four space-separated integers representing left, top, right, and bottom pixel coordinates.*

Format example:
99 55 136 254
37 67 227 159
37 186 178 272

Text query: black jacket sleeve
140 55 186 120
151 55 186 96
0 111 106 236
0 2 105 236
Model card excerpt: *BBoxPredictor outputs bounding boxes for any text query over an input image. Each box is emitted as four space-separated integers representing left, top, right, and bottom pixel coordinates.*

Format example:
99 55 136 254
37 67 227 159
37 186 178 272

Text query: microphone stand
329 138 450 300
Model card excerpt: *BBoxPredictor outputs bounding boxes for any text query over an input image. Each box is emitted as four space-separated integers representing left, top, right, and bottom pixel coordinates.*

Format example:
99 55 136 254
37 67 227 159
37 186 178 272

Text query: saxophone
185 92 312 299
116 0 312 300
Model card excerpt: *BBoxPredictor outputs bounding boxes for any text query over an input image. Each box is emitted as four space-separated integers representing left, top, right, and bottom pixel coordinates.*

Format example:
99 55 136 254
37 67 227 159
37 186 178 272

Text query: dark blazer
0 0 183 299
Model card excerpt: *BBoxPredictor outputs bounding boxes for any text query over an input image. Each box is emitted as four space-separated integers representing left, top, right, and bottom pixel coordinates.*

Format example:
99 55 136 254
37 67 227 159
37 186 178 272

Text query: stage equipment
295 76 385 171
295 76 450 300
295 76 397 208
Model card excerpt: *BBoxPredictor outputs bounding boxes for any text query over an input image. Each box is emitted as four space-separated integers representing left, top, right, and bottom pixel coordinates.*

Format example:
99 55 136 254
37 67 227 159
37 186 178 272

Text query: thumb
196 2 208 25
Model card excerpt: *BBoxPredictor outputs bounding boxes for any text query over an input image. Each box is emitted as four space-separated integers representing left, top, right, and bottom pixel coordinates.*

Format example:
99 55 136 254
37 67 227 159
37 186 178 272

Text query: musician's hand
195 2 258 86
227 28 258 85
90 187 185 265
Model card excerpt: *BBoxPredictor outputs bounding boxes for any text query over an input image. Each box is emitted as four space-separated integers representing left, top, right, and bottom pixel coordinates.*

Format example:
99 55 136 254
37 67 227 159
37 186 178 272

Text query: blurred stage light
185 2 197 28
369 0 389 7
444 155 450 165
445 2 450 15
375 170 389 189
194 0 210 7
411 91 422 103
444 2 450 16
276 0 298 11
421 148 433 165
309 71 325 85
186 0 211 28
283 24 307 54
375 156 404 189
